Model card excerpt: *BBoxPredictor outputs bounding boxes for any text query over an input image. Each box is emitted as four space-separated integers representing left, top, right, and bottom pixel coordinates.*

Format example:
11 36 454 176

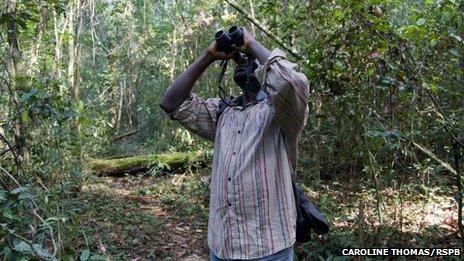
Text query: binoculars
214 26 244 54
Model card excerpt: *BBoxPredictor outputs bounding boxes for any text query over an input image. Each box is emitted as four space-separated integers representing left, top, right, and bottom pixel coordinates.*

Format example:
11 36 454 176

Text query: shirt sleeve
254 48 310 142
167 92 222 142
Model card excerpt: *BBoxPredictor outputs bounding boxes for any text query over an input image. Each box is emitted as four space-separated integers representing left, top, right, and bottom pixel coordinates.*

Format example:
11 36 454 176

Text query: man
159 28 310 260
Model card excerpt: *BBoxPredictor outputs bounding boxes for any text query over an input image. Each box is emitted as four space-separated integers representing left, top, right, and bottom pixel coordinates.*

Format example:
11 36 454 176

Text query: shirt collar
229 89 269 107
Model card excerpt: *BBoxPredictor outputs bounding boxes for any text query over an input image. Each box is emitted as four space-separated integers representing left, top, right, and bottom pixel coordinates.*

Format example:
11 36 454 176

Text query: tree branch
0 133 21 168
409 139 457 175
0 166 21 188
223 0 304 60
426 90 464 148
0 223 33 245
111 129 139 141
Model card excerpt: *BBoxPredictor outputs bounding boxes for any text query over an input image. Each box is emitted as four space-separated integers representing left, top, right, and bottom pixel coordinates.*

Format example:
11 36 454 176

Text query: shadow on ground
71 172 210 260
69 170 463 260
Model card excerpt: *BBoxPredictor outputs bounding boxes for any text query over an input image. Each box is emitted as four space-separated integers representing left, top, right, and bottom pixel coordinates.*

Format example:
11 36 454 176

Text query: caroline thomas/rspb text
342 248 461 257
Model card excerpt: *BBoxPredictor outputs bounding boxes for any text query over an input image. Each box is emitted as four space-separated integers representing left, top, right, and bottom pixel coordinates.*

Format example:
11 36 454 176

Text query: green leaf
20 88 37 102
427 83 438 94
0 14 7 25
16 19 27 30
11 187 33 200
3 207 14 220
80 249 90 261
449 33 463 43
416 18 425 26
18 191 33 200
21 110 29 123
1 245 12 255
77 115 88 125
379 76 395 86
32 244 54 260
0 190 6 202
11 187 28 195
13 241 33 254
449 49 459 57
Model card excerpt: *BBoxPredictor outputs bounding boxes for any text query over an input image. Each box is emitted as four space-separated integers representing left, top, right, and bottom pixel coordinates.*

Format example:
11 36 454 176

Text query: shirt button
228 177 231 181
237 130 241 134
232 152 236 155
228 202 232 207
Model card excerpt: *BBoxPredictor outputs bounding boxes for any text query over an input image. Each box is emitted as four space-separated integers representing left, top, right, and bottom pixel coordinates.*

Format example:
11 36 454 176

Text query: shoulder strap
216 96 231 123
217 60 231 107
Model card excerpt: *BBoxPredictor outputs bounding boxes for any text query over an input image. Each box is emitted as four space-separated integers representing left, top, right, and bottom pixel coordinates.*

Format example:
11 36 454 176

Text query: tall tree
5 0 30 169
67 0 83 158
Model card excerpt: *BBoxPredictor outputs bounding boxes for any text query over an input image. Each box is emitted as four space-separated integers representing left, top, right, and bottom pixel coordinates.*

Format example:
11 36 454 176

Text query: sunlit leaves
416 17 426 26
20 88 37 102
1 0 463 257
13 241 33 255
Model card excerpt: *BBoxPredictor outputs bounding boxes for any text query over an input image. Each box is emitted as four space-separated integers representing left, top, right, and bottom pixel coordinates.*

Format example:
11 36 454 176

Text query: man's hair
244 58 260 93
250 58 259 72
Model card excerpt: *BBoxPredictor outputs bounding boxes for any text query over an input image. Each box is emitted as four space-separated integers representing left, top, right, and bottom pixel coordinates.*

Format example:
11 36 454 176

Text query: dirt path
71 170 462 260
74 171 211 260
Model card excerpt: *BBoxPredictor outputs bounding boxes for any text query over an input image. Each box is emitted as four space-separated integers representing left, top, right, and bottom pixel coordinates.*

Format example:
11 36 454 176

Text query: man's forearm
160 50 215 113
246 39 271 65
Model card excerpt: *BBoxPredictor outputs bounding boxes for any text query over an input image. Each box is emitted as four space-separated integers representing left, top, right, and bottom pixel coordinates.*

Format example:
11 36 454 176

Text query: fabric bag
292 180 329 243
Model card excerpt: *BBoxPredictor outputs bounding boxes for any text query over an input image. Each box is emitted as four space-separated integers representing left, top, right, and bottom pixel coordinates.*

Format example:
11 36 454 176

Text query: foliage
0 0 463 259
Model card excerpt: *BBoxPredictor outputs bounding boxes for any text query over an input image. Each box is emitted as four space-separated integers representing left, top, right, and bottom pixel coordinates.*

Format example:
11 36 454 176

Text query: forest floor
70 168 463 260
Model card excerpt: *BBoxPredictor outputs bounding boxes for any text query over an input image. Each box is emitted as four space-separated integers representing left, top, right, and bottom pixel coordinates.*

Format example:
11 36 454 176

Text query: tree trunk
27 0 46 77
6 0 30 168
248 0 256 35
107 53 118 132
453 142 463 237
170 27 177 82
85 151 209 176
127 74 136 128
143 0 146 31
53 9 68 92
67 1 75 98
67 0 83 159
116 75 125 132
53 10 61 79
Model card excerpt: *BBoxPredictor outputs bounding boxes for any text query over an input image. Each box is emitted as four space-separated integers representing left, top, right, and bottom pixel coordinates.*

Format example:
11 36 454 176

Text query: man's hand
231 27 271 65
230 27 255 55
206 41 237 61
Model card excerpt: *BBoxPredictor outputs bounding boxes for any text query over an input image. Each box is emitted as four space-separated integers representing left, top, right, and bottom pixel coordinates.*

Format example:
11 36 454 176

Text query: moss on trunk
85 151 209 176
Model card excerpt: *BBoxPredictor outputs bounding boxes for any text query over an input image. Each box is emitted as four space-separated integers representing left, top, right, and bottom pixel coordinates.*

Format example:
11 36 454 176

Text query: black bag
292 181 329 243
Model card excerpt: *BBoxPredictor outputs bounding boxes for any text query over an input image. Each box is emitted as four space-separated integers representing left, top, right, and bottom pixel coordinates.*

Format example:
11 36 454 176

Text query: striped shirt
167 48 310 259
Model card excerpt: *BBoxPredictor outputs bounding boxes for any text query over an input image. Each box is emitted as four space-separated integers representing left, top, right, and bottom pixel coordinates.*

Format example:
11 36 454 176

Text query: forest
0 0 463 260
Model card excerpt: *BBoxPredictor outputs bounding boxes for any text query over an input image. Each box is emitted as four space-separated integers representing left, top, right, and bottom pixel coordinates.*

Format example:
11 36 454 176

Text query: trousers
209 246 294 261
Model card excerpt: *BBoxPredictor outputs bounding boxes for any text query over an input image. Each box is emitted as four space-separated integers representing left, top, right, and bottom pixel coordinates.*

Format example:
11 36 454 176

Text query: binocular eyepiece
214 26 244 54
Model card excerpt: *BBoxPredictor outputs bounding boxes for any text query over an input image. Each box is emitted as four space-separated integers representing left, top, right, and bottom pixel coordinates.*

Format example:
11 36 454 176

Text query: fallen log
110 129 139 141
84 151 210 176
